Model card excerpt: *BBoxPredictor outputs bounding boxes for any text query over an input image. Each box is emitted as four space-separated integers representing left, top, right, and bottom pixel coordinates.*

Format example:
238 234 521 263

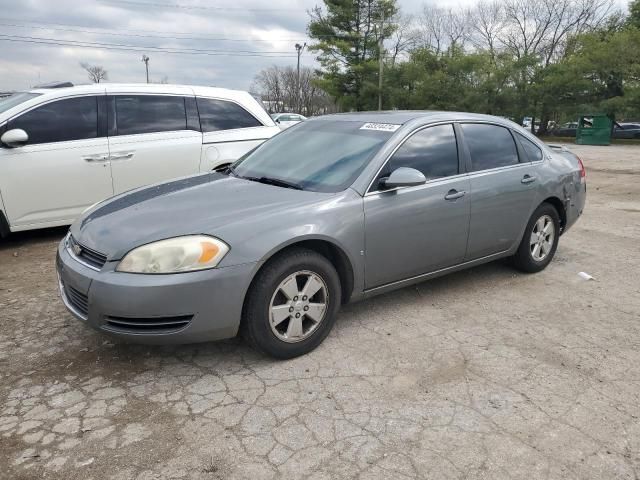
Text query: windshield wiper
253 176 304 190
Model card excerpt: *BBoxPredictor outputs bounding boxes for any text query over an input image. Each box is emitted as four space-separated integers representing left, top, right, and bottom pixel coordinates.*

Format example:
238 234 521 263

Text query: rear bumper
56 239 257 344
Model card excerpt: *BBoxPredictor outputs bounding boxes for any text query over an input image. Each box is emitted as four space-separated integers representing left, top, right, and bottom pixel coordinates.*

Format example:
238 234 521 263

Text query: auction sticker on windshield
360 123 401 132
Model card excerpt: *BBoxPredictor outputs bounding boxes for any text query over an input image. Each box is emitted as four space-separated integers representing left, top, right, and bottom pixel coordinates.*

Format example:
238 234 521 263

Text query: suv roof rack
33 81 74 89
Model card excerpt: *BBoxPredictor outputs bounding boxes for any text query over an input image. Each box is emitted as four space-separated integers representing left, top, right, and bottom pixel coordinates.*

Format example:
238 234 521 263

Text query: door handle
109 152 135 161
444 189 466 201
521 174 537 184
82 153 109 162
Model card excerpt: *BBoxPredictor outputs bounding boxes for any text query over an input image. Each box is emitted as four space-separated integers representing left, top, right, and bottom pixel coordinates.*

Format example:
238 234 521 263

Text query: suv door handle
82 153 109 162
109 152 134 161
521 174 536 184
444 189 466 201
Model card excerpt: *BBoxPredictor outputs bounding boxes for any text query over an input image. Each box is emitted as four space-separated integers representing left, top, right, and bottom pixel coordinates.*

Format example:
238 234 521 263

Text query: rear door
197 97 280 171
461 123 538 260
364 123 471 288
107 93 202 194
0 95 113 229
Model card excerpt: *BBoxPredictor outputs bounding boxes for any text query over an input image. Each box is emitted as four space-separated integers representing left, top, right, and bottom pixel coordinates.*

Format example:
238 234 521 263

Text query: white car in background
0 83 280 236
271 113 307 130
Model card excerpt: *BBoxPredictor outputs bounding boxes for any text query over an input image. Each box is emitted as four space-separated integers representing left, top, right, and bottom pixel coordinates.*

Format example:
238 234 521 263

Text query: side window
115 95 187 135
516 133 543 162
8 96 98 145
374 124 458 189
462 124 519 171
196 97 262 132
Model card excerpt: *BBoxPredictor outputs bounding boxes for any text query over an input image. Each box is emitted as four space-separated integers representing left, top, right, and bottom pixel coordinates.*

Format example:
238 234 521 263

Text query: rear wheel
512 203 560 273
242 248 341 359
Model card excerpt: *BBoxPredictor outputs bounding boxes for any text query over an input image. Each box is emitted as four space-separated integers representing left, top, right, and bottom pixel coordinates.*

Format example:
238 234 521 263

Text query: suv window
462 123 519 171
115 95 187 135
374 124 458 188
7 96 98 145
516 133 543 162
196 97 261 132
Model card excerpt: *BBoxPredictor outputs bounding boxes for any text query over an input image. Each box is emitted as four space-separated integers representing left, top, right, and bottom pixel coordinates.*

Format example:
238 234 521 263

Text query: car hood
71 173 336 261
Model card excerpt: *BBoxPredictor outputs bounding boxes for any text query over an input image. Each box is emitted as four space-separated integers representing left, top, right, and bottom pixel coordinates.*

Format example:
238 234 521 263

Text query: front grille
102 315 193 334
63 282 89 317
68 236 107 270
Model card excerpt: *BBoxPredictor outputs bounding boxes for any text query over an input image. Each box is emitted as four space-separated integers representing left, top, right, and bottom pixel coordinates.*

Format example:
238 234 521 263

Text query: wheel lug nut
304 306 309 311
295 313 301 318
302 296 307 301
293 296 298 301
289 307 294 313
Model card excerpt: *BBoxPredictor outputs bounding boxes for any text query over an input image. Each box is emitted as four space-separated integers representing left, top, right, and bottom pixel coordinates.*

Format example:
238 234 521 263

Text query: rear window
516 133 543 162
115 95 187 135
196 97 262 132
462 124 519 171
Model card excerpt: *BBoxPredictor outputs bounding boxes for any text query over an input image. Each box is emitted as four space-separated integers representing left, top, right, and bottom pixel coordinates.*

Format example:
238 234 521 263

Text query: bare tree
252 65 336 116
468 1 505 60
80 62 108 83
388 13 419 65
417 3 469 53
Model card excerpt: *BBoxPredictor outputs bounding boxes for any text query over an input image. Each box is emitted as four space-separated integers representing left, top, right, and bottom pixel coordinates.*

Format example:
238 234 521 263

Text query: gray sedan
57 112 586 358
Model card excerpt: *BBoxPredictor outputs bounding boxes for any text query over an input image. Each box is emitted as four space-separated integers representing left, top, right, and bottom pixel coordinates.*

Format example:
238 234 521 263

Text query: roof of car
28 83 250 99
315 110 515 125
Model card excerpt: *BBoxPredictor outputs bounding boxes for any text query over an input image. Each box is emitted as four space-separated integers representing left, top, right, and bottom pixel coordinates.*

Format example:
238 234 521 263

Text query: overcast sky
0 0 629 92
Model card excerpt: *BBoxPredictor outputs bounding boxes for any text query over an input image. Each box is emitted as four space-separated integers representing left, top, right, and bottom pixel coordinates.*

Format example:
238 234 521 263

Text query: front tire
512 203 560 273
242 248 341 359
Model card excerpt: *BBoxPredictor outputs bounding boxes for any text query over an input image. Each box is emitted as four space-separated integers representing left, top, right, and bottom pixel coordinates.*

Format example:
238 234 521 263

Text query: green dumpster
575 114 612 145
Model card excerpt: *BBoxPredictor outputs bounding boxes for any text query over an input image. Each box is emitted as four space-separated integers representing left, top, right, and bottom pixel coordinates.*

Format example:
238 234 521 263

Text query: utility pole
141 55 150 83
295 43 306 114
378 9 384 111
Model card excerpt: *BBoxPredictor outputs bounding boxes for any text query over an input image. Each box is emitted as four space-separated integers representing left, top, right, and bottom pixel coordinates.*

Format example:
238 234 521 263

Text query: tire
242 248 341 359
512 203 561 273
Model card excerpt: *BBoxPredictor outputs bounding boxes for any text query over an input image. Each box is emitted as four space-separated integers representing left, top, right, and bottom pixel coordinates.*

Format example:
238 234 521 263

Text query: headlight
116 235 229 274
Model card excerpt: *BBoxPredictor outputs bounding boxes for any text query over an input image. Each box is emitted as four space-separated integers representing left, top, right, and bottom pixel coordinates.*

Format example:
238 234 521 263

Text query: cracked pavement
1 144 639 479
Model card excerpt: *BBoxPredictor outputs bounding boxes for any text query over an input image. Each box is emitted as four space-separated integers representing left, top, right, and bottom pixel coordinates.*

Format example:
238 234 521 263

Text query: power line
101 0 296 11
0 18 306 43
0 35 300 57
0 34 296 55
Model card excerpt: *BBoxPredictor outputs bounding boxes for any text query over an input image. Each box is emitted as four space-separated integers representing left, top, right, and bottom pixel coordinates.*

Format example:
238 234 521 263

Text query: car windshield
0 92 41 115
232 120 396 193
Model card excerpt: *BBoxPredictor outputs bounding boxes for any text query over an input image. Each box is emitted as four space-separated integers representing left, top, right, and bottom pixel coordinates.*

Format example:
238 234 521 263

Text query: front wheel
512 203 560 273
242 248 341 359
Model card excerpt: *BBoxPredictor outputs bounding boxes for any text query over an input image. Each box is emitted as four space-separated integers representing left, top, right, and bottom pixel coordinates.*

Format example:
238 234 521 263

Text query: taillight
577 156 586 182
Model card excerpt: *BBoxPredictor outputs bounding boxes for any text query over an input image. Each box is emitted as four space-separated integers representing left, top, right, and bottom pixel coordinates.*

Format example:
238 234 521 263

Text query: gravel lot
1 144 639 480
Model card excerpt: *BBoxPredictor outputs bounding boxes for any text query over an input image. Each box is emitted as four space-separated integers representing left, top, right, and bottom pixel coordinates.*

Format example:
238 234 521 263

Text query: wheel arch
246 237 356 306
540 196 567 232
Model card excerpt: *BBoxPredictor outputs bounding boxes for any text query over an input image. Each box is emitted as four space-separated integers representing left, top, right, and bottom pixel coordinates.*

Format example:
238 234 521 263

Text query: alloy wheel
530 214 555 262
269 270 328 343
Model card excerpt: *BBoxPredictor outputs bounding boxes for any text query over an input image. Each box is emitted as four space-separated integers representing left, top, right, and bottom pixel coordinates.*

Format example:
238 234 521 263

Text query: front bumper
56 239 257 344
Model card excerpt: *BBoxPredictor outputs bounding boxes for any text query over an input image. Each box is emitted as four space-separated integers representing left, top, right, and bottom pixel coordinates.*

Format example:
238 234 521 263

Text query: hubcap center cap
294 301 304 312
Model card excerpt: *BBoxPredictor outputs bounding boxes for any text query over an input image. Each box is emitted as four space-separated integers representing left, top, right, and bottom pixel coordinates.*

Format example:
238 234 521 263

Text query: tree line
254 0 640 135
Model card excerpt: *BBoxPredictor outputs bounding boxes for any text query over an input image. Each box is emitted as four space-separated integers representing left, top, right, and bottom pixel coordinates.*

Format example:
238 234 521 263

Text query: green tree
308 0 397 111
628 0 640 29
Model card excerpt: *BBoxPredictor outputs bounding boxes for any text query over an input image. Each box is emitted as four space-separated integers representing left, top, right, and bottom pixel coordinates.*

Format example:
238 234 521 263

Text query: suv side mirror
1 129 29 148
381 167 427 190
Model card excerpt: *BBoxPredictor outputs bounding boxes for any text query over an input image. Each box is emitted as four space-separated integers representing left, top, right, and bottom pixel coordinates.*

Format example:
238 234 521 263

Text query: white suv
0 83 280 236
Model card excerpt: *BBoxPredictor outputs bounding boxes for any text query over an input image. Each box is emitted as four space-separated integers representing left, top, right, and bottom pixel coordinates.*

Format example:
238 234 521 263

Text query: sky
0 0 629 92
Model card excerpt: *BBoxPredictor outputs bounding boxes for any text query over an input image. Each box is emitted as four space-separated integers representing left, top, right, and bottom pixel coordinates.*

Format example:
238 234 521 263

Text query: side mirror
381 167 427 190
1 129 29 148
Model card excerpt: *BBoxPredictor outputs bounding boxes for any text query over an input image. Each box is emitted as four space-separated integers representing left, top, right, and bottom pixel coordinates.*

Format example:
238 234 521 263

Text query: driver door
363 124 470 289
0 95 113 229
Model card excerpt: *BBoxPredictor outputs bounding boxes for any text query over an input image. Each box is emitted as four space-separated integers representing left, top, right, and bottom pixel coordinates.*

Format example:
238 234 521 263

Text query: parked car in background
271 113 307 130
613 122 640 139
0 83 280 236
57 111 586 358
550 121 579 137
